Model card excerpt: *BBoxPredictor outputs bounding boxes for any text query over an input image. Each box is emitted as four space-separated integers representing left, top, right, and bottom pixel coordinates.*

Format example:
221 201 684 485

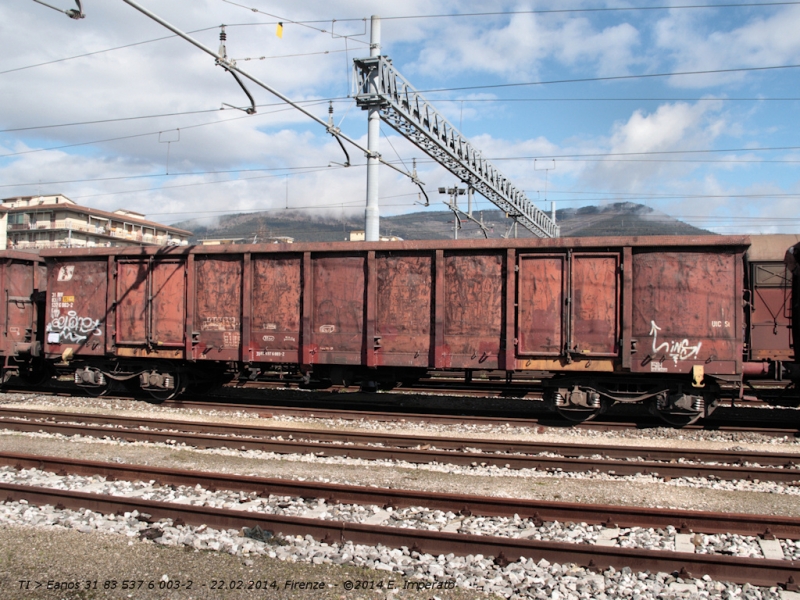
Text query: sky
2 0 799 236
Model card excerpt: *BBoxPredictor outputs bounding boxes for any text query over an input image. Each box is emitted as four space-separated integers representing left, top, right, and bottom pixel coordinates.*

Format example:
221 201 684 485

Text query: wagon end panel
309 255 365 366
442 252 503 370
2 259 39 357
193 256 242 361
375 252 432 367
748 262 793 361
631 250 742 375
45 259 108 356
251 254 301 364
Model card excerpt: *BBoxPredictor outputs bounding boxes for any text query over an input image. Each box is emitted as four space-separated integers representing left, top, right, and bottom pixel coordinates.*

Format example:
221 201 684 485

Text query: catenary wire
221 0 370 45
68 166 339 200
221 2 800 24
3 145 800 190
0 164 339 190
9 1 799 78
416 64 800 94
6 96 800 135
0 102 330 158
0 99 342 133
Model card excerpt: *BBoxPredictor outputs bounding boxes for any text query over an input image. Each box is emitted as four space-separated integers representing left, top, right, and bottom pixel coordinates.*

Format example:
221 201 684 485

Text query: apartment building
2 195 192 250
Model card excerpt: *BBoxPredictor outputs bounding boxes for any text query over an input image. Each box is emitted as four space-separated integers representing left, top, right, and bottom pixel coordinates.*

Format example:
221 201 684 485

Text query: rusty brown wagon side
36 235 775 422
0 250 46 384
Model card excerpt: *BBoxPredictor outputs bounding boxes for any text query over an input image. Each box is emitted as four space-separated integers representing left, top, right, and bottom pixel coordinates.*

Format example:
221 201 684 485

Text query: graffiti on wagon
47 311 102 344
649 321 702 368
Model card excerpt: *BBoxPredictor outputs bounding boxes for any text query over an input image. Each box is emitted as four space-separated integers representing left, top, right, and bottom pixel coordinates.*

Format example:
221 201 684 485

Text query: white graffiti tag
649 321 702 366
46 311 102 344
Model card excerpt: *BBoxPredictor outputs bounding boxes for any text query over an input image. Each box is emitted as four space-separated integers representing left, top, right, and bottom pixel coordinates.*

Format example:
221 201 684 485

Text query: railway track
2 407 799 483
2 452 798 538
182 398 800 438
5 384 800 437
1 452 798 589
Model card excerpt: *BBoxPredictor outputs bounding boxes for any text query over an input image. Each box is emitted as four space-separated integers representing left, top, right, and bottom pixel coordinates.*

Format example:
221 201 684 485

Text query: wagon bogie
541 372 721 424
545 384 610 422
648 390 719 426
139 366 185 402
73 365 109 396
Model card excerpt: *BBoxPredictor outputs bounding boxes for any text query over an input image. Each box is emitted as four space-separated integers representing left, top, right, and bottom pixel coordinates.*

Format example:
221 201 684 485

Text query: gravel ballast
1 393 800 599
3 465 800 561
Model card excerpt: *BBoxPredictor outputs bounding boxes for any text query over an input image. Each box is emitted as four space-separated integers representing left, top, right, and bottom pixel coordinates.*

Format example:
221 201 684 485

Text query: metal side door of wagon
116 258 186 357
516 251 620 368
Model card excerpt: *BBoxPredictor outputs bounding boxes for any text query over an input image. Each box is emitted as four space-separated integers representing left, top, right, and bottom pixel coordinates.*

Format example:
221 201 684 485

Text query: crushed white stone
1 392 798 599
0 496 790 600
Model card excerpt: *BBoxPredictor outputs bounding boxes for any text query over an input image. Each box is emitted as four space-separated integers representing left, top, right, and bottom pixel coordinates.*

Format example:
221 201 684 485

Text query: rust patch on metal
116 261 147 344
151 261 186 345
517 254 565 356
115 348 183 359
251 255 301 363
311 255 365 364
443 252 502 369
3 260 36 355
571 254 619 357
515 358 614 371
194 256 242 360
376 253 432 367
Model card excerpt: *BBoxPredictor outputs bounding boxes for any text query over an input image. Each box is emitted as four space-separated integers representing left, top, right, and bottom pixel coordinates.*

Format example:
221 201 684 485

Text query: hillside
173 202 711 243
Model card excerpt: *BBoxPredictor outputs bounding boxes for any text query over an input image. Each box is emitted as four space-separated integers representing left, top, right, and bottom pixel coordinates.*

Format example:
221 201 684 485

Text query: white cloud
1 1 796 236
654 5 800 88
410 12 642 80
579 101 728 192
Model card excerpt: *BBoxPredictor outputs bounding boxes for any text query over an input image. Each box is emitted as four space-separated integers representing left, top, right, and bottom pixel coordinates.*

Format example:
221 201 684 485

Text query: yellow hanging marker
276 22 283 38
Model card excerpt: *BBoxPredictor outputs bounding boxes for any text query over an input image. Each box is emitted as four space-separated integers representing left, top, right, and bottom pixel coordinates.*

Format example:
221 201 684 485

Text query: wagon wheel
547 385 611 423
76 367 110 397
145 372 185 404
17 361 50 387
649 394 718 427
555 402 608 423
82 381 110 397
650 407 702 427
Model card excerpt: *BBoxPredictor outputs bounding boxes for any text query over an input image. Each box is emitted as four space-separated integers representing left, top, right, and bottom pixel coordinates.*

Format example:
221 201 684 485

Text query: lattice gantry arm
354 56 558 238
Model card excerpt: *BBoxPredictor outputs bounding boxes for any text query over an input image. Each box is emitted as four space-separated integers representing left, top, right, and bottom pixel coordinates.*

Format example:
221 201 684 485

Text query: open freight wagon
38 234 795 424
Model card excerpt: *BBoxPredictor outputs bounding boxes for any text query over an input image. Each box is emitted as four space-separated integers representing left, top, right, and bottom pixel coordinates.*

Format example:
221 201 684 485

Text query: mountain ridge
173 201 711 243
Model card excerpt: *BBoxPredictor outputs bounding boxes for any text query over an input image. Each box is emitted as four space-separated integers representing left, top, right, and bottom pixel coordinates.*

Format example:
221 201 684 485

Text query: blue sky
2 1 799 235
